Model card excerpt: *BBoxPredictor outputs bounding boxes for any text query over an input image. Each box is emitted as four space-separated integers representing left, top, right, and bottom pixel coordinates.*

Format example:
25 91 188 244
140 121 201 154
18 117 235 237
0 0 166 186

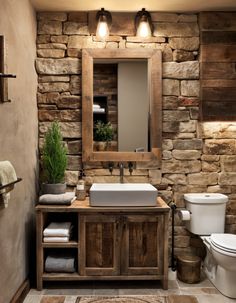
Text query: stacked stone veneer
36 11 236 259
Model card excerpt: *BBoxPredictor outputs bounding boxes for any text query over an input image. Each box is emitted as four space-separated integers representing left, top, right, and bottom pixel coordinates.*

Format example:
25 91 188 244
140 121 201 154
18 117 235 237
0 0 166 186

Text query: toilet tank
184 193 228 235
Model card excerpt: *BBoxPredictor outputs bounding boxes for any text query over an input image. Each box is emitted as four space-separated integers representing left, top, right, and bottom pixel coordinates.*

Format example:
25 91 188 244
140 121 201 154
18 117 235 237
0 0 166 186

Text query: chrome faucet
119 162 124 183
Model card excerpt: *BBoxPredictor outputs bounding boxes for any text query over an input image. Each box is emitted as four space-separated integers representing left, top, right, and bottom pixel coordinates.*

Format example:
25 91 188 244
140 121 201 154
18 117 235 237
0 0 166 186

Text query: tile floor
23 270 236 303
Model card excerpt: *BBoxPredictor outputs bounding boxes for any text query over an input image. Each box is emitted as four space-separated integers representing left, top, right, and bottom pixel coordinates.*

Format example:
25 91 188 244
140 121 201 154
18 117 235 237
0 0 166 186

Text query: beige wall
0 0 38 302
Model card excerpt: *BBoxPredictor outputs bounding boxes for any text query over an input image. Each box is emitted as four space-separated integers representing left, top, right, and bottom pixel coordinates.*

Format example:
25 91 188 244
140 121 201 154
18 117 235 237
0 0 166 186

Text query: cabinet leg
161 278 168 290
37 278 43 291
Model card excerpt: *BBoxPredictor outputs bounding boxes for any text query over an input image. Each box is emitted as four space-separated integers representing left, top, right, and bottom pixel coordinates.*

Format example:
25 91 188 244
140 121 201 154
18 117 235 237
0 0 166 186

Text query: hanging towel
0 161 17 186
0 161 17 207
39 192 76 205
43 236 69 243
43 222 72 237
45 254 76 273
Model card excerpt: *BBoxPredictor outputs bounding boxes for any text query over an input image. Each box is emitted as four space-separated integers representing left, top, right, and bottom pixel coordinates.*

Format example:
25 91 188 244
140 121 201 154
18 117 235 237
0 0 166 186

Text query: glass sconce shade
135 8 153 38
96 8 112 40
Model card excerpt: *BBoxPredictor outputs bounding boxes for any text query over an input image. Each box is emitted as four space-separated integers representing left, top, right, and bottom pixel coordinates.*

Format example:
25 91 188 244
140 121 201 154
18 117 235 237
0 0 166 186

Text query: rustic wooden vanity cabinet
36 197 169 290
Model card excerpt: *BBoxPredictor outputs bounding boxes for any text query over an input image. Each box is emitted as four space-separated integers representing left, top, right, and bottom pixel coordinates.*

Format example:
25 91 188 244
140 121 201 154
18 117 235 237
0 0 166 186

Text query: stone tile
94 289 119 296
196 294 236 303
23 295 43 303
157 289 181 296
40 296 65 303
177 277 213 288
118 288 159 296
28 289 45 295
180 287 220 295
44 289 94 296
167 295 198 303
64 297 78 303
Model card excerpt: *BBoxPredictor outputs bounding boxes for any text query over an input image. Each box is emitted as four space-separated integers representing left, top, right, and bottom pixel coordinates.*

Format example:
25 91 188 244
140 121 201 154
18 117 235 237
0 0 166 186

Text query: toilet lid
211 234 236 253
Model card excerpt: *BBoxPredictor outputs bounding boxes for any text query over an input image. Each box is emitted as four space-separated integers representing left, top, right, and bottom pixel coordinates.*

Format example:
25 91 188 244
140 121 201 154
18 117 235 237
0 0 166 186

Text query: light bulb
137 20 152 38
96 20 109 40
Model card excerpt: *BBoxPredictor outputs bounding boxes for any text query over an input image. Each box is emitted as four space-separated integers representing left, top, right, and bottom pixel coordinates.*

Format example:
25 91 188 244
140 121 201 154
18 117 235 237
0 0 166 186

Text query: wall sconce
135 8 153 38
96 8 112 40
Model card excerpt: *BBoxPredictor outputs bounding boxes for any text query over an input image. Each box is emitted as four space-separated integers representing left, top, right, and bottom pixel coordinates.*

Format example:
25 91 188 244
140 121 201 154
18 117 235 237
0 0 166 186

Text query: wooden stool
176 255 201 283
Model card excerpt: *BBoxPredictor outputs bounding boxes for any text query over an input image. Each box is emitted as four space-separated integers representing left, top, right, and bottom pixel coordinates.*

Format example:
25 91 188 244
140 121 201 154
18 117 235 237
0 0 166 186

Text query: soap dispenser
76 170 86 201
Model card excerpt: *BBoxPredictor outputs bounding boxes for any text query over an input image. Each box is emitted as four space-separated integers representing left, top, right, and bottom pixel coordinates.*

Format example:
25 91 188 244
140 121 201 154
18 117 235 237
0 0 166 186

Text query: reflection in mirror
93 59 149 152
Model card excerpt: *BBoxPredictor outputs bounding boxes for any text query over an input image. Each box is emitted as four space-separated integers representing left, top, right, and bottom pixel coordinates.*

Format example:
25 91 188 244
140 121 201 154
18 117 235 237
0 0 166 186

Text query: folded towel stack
45 253 76 273
39 192 76 205
43 222 73 243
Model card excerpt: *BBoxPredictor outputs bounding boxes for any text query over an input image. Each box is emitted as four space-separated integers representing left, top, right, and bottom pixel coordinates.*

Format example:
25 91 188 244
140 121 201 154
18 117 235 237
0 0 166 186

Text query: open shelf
42 241 78 248
43 272 80 281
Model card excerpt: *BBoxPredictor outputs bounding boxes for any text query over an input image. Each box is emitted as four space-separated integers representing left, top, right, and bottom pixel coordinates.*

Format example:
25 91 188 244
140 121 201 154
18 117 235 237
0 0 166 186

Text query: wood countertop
36 196 170 213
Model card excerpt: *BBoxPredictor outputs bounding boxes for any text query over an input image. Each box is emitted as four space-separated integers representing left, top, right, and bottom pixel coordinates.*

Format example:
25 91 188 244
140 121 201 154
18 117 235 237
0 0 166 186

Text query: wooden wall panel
200 12 236 121
201 62 236 80
199 12 236 31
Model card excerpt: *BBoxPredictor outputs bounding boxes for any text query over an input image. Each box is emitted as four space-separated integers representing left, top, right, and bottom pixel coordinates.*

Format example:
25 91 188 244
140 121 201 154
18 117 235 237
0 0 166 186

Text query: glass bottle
76 171 86 201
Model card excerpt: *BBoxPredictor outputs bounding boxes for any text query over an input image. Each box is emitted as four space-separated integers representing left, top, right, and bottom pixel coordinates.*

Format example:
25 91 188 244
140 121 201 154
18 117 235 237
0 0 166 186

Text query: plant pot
41 183 66 195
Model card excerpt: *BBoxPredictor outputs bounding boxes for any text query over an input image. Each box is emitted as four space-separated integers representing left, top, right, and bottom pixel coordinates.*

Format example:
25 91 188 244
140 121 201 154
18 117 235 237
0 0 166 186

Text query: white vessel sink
89 183 157 207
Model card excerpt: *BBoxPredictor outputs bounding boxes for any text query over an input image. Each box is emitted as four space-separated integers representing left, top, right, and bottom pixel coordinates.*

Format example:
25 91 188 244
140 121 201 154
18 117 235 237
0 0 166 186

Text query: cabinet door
121 215 163 276
79 214 120 276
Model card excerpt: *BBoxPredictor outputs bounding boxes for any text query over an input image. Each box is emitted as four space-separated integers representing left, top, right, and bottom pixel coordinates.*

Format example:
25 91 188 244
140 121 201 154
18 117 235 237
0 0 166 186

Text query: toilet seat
211 234 236 255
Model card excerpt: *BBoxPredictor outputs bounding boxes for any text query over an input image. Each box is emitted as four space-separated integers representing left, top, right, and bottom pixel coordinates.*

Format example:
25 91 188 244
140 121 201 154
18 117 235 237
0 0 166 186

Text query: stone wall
36 11 236 259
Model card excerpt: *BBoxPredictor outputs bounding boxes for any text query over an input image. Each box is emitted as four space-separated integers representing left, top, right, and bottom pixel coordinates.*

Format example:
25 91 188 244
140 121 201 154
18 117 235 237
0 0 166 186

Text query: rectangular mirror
82 49 162 163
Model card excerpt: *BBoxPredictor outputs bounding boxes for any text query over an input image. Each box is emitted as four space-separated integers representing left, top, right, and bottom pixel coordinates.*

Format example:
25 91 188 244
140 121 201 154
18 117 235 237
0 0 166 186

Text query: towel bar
0 177 22 193
0 73 16 78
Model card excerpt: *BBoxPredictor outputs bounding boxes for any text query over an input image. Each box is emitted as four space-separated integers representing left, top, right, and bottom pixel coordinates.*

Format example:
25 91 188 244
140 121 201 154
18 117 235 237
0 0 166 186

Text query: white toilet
183 193 236 298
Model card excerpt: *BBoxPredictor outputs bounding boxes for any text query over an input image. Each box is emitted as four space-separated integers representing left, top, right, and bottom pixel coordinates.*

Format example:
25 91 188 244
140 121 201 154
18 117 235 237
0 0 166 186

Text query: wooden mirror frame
82 48 162 163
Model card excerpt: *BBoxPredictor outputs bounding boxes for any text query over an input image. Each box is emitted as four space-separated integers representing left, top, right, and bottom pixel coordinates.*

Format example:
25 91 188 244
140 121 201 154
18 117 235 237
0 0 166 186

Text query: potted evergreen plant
94 121 114 151
41 121 67 194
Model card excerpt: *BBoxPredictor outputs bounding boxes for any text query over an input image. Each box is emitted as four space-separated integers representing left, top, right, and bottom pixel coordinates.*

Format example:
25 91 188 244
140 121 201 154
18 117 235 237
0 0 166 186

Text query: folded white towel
43 236 69 243
93 108 105 113
43 222 72 237
93 104 101 109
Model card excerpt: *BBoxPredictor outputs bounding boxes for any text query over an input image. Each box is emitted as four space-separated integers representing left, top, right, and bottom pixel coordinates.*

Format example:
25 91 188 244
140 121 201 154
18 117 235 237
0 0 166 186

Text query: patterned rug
39 295 198 303
76 296 198 303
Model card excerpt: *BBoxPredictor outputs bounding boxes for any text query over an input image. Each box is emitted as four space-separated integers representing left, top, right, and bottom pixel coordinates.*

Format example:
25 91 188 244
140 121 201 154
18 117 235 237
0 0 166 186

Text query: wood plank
79 215 86 276
82 49 93 162
150 50 162 149
199 12 236 31
202 101 236 120
201 62 236 80
88 11 136 36
42 241 78 248
202 87 236 101
201 44 236 62
202 79 236 88
35 197 170 213
162 212 169 290
201 31 236 44
42 273 163 281
36 211 44 290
